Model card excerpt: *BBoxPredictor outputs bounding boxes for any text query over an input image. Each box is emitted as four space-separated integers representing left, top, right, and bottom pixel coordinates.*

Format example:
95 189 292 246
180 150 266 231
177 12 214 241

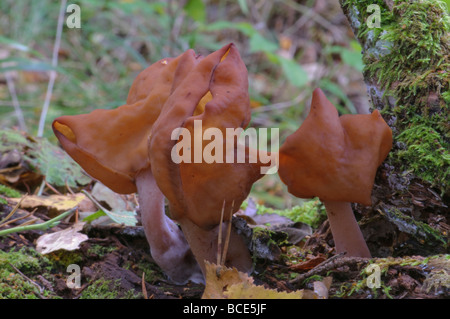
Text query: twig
65 179 75 195
0 208 37 228
282 0 343 40
81 189 110 213
141 272 148 299
252 91 308 113
0 196 24 226
37 178 46 196
289 253 370 286
9 263 46 299
37 0 67 137
221 200 234 266
45 179 62 195
5 71 27 132
217 200 226 265
0 207 75 237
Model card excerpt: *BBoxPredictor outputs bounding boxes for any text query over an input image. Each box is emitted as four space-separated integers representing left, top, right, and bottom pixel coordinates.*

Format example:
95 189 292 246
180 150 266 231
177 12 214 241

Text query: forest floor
0 0 449 301
0 200 448 299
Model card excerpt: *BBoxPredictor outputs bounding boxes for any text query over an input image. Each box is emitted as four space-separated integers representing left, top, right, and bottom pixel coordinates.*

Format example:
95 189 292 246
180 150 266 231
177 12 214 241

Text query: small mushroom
149 43 263 276
52 51 203 284
278 88 392 257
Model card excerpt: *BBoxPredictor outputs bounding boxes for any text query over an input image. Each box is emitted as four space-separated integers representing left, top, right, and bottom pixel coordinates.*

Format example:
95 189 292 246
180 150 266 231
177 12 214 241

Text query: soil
0 209 448 300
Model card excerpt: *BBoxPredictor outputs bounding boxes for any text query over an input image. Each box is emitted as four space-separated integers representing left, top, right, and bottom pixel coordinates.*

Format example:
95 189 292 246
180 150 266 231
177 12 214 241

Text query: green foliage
247 198 327 228
82 209 107 223
0 248 43 273
0 0 318 137
395 121 450 191
381 206 448 248
48 250 84 269
80 279 120 299
80 279 141 299
0 247 57 298
0 184 22 198
184 0 206 23
277 56 309 88
0 129 91 188
325 42 364 73
0 268 41 299
27 138 92 188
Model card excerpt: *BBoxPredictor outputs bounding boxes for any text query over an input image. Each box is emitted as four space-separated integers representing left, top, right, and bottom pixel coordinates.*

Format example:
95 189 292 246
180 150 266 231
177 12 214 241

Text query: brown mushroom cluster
53 44 392 284
278 88 392 258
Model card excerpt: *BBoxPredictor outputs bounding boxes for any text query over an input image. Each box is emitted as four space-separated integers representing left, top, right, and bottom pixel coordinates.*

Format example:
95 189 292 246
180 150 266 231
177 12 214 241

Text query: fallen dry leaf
313 276 332 299
10 193 86 215
202 261 316 299
289 255 327 271
36 222 88 254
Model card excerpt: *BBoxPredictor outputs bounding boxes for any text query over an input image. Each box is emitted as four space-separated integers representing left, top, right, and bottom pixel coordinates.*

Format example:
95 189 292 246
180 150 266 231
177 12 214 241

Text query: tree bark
339 0 449 257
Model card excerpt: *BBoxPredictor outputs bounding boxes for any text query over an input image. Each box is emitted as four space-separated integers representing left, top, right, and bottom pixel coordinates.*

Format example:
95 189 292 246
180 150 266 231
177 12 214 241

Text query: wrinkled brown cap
278 88 392 206
53 43 263 229
149 43 263 229
52 54 185 194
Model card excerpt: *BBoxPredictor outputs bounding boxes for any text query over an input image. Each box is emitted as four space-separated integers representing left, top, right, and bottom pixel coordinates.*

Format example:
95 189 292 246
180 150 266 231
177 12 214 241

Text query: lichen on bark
341 0 449 193
339 0 449 256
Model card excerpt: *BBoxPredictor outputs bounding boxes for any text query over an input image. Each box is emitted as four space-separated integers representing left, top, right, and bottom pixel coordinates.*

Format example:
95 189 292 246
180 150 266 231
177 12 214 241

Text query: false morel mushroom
53 51 204 284
149 43 263 276
278 88 392 257
53 43 263 283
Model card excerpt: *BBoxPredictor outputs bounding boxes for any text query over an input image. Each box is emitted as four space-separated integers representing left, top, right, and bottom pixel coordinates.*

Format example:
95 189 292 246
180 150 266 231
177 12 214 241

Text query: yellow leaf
224 281 305 299
10 193 85 215
202 261 315 299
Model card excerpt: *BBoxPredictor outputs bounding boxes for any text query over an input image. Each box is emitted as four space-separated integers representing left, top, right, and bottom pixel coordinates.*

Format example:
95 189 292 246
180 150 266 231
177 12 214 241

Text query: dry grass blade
5 71 27 132
0 195 26 226
221 200 234 266
37 0 67 137
141 272 148 299
9 263 46 299
1 208 38 228
217 200 226 265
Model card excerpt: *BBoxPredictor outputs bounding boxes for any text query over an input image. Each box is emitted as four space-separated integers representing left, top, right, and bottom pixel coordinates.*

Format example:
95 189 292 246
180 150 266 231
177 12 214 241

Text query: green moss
0 185 22 198
245 198 327 228
422 255 450 293
381 206 448 248
251 226 288 261
395 119 450 190
87 243 117 257
252 226 288 245
128 259 164 283
0 248 46 274
341 0 450 194
80 279 142 299
0 247 57 299
443 90 450 103
80 279 120 299
0 268 41 299
48 250 84 269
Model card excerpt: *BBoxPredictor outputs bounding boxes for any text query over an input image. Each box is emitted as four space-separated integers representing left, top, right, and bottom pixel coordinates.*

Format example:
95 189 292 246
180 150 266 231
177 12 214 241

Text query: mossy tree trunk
339 0 449 257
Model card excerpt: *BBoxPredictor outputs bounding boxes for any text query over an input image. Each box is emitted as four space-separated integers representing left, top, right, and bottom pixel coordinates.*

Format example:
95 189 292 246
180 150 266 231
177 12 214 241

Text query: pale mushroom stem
178 217 253 277
323 200 371 258
136 168 203 284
